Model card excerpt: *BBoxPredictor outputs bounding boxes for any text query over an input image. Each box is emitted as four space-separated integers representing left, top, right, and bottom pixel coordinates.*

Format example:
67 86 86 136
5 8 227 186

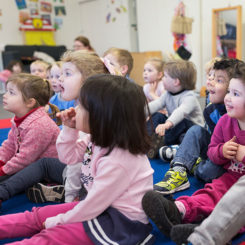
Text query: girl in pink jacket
0 74 155 245
0 73 60 181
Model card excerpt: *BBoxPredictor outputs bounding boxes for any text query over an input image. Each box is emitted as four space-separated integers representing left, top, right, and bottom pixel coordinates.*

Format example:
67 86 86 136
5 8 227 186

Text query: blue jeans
147 112 194 145
172 125 225 182
0 158 65 201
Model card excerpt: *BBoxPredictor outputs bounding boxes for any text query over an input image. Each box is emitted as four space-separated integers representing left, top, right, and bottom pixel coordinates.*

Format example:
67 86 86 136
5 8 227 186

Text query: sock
173 162 186 173
175 200 186 219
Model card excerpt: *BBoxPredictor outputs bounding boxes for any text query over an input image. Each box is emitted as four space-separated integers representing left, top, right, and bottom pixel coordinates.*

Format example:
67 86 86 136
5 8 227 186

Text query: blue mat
0 127 244 244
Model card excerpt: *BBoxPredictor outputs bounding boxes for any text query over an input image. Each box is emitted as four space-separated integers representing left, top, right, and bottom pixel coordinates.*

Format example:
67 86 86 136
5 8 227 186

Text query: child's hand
103 57 122 76
155 121 173 136
222 136 239 160
42 222 46 229
235 144 245 162
56 107 76 128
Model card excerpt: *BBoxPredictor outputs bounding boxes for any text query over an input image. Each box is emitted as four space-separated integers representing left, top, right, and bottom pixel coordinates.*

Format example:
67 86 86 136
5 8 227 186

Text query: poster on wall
15 0 27 10
54 6 66 16
40 1 52 13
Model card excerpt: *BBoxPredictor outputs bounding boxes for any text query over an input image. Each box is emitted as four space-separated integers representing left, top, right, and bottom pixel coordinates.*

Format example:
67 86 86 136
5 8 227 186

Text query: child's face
207 70 229 104
30 63 47 79
3 82 30 117
225 78 245 122
12 64 22 74
59 62 83 101
75 104 90 133
206 69 215 84
143 62 162 83
162 71 178 92
50 65 62 93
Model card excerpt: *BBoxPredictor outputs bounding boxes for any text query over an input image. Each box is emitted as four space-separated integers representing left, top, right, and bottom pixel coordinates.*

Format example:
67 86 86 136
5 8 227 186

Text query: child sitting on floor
0 74 155 245
0 73 60 182
147 60 204 158
142 61 245 243
143 57 165 102
103 47 134 81
30 60 50 79
154 58 243 194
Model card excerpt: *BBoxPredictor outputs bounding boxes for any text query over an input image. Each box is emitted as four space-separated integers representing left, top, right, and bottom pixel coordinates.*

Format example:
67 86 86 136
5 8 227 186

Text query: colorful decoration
105 0 127 23
15 0 27 10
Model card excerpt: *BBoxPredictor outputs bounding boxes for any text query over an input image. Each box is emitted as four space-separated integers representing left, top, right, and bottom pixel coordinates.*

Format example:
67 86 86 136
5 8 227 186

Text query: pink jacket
45 126 153 229
0 107 60 175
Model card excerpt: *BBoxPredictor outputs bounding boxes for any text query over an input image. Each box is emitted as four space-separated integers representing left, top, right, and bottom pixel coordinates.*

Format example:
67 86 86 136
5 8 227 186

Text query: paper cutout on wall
15 0 27 10
105 0 127 23
54 18 63 30
19 10 30 24
54 6 66 16
40 1 52 13
25 31 55 45
0 9 2 16
20 17 55 45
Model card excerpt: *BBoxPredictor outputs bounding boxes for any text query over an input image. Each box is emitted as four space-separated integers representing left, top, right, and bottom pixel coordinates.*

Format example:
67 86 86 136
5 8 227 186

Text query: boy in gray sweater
147 60 204 158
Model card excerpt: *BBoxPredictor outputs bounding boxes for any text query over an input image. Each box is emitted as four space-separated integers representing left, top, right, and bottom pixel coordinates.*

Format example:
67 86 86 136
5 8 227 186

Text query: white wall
1 0 245 90
136 0 202 89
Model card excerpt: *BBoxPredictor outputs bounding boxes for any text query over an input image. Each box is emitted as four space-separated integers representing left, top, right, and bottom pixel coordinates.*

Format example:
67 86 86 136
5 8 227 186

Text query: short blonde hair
205 57 221 74
146 57 164 75
103 47 133 75
30 60 50 70
164 60 196 90
61 50 109 82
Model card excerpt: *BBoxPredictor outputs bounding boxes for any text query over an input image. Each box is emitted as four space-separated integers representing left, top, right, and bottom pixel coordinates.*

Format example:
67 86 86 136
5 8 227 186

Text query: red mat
0 118 11 129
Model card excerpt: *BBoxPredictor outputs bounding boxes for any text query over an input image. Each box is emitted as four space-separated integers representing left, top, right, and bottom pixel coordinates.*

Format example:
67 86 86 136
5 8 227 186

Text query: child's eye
234 91 239 97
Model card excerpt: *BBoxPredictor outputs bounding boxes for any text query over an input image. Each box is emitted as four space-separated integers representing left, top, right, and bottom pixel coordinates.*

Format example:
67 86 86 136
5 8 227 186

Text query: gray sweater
148 90 204 127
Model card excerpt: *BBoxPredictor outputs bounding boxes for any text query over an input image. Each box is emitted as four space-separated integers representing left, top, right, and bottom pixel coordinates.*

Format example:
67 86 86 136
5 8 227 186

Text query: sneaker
154 169 190 194
26 183 65 203
159 145 179 162
170 223 197 245
147 133 165 159
142 190 182 237
190 157 202 175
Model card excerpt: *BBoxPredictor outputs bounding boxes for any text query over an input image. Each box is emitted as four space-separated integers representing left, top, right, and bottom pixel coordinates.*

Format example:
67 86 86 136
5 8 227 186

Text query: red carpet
0 118 11 129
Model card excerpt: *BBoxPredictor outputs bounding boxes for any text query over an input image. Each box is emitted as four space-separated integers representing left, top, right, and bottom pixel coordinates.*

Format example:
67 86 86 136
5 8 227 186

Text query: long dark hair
79 74 151 155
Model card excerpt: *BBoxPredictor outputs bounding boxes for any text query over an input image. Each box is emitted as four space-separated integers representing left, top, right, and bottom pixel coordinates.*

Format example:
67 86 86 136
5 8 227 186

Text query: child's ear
26 98 37 108
174 78 181 87
120 65 128 76
158 71 163 80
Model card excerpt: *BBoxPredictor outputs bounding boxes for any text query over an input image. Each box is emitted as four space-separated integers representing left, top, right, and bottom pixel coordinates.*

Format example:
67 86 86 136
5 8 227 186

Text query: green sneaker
154 169 190 194
190 157 202 175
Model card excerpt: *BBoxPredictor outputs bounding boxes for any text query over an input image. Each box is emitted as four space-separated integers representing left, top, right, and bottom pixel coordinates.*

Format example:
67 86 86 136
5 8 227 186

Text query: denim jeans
172 125 225 182
147 112 194 145
0 158 65 201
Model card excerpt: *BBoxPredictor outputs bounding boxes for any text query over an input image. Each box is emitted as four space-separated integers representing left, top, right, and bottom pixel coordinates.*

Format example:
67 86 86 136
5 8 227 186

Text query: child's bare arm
155 121 173 136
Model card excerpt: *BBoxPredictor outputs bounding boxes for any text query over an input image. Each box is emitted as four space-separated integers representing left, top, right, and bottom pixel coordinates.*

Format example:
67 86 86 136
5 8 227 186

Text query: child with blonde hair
0 74 155 245
142 61 245 243
103 47 134 80
143 58 165 102
0 50 109 206
147 60 204 158
30 60 50 79
0 73 59 181
49 61 75 112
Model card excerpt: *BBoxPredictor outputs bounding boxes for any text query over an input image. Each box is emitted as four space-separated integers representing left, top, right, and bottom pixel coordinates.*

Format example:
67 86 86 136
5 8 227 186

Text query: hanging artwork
15 0 27 10
171 1 193 60
105 0 127 23
54 6 66 16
